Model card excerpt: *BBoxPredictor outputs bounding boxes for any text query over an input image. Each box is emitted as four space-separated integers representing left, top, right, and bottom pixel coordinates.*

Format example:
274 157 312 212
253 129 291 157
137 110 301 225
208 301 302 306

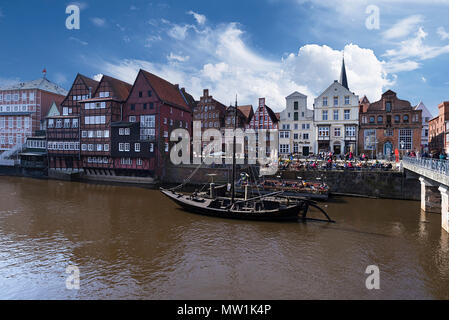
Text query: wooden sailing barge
161 98 335 223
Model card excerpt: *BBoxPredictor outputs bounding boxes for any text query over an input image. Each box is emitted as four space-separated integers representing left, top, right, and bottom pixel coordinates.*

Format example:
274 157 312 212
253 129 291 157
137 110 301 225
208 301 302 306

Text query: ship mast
231 95 238 203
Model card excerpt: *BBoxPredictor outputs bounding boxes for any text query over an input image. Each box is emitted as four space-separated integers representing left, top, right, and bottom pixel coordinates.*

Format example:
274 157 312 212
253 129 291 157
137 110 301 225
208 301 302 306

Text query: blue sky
1 0 449 116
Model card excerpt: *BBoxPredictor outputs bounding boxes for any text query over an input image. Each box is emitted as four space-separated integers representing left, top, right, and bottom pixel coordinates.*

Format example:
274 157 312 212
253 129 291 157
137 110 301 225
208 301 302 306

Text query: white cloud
421 76 427 82
383 60 420 73
144 35 162 48
91 17 106 27
130 5 137 11
91 22 391 110
384 27 449 60
188 11 206 25
167 24 190 40
69 36 88 46
437 26 449 40
93 74 103 82
167 53 190 62
383 15 424 40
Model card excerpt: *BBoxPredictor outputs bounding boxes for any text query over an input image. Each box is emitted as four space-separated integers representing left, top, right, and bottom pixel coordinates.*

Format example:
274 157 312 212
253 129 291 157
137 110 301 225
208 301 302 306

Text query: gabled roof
264 105 279 123
46 102 61 117
1 77 68 96
99 75 132 101
286 91 307 99
237 105 253 120
360 95 370 104
78 74 100 92
140 69 191 111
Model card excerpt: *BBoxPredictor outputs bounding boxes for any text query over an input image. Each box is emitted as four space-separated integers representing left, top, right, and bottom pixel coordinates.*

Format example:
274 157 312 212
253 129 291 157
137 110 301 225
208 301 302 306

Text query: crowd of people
279 151 396 171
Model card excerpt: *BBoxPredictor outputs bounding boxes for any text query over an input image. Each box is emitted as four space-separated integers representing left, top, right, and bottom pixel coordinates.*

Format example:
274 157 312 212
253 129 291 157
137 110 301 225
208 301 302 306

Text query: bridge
403 156 449 233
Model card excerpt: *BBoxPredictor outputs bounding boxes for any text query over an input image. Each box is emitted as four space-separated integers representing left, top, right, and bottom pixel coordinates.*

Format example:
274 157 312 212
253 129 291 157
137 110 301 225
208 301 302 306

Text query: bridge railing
403 156 449 175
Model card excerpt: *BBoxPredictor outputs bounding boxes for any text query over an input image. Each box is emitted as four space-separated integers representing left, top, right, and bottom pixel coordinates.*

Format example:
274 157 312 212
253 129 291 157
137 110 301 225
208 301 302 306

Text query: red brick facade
358 90 422 157
429 102 449 154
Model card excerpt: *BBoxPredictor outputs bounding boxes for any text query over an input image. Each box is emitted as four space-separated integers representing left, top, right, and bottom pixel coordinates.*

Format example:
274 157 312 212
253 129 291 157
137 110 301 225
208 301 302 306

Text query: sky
1 0 449 116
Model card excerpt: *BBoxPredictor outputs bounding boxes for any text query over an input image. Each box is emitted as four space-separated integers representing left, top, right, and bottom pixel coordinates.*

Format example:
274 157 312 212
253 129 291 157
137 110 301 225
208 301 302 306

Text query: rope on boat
168 162 203 191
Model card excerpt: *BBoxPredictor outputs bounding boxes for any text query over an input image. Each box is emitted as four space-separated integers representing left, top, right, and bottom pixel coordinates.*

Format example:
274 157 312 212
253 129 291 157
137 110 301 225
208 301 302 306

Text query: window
165 142 169 152
403 115 409 123
125 143 130 151
125 128 130 135
72 119 79 128
88 144 94 151
294 133 299 140
385 129 394 136
364 129 376 150
104 130 109 138
333 110 339 120
148 90 152 97
64 119 71 128
129 116 137 123
135 143 141 152
322 110 328 121
318 127 329 137
150 143 154 152
323 97 328 106
399 129 412 150
334 127 341 137
344 110 350 120
104 144 109 152
279 144 290 154
294 112 299 121
119 143 125 152
279 131 290 139
82 131 87 138
344 96 350 105
139 91 142 97
394 115 400 123
386 101 392 112
294 101 298 110
377 116 383 124
369 116 375 124
96 130 103 138
333 96 338 106
303 133 309 140
345 126 356 137
131 104 135 111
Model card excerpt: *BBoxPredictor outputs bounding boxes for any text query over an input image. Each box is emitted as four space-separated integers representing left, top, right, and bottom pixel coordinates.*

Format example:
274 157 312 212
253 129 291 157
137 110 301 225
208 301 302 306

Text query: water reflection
0 176 448 299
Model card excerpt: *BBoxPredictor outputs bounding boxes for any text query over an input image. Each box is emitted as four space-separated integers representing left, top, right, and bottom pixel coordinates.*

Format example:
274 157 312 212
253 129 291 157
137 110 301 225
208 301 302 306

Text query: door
333 143 341 155
384 142 393 156
303 146 310 157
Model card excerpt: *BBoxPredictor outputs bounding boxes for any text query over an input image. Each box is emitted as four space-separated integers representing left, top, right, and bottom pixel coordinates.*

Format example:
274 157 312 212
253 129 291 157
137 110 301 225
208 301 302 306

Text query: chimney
203 89 209 98
175 84 179 90
259 98 265 109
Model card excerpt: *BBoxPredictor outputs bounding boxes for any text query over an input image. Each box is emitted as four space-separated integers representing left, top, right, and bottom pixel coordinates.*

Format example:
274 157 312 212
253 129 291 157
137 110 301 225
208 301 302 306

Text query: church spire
340 54 349 90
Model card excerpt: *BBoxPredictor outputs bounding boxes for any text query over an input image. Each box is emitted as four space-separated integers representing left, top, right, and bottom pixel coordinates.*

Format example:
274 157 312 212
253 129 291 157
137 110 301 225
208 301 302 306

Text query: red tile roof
101 75 132 101
237 105 253 120
141 69 190 111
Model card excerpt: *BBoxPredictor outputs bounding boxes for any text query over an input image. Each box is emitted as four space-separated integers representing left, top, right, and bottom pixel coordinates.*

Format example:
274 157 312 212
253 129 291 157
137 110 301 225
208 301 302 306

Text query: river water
0 176 448 299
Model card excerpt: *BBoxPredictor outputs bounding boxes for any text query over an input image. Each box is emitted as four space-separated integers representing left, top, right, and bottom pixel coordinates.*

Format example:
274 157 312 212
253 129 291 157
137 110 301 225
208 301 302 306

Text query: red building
79 75 132 172
193 89 227 132
248 98 279 157
358 90 422 157
429 102 449 154
47 74 99 170
122 69 194 178
248 98 279 130
0 76 67 155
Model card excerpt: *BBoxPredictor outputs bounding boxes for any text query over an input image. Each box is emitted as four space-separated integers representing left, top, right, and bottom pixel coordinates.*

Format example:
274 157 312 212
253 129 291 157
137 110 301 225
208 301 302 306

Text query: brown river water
0 176 448 299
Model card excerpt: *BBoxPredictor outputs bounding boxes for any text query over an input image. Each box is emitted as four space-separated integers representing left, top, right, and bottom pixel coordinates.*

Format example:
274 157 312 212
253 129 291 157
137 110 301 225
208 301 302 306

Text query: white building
278 91 315 157
414 101 433 153
313 58 359 155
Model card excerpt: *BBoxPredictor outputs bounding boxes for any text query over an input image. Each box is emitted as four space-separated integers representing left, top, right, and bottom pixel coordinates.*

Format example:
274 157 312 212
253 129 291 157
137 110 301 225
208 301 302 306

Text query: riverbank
0 164 421 201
